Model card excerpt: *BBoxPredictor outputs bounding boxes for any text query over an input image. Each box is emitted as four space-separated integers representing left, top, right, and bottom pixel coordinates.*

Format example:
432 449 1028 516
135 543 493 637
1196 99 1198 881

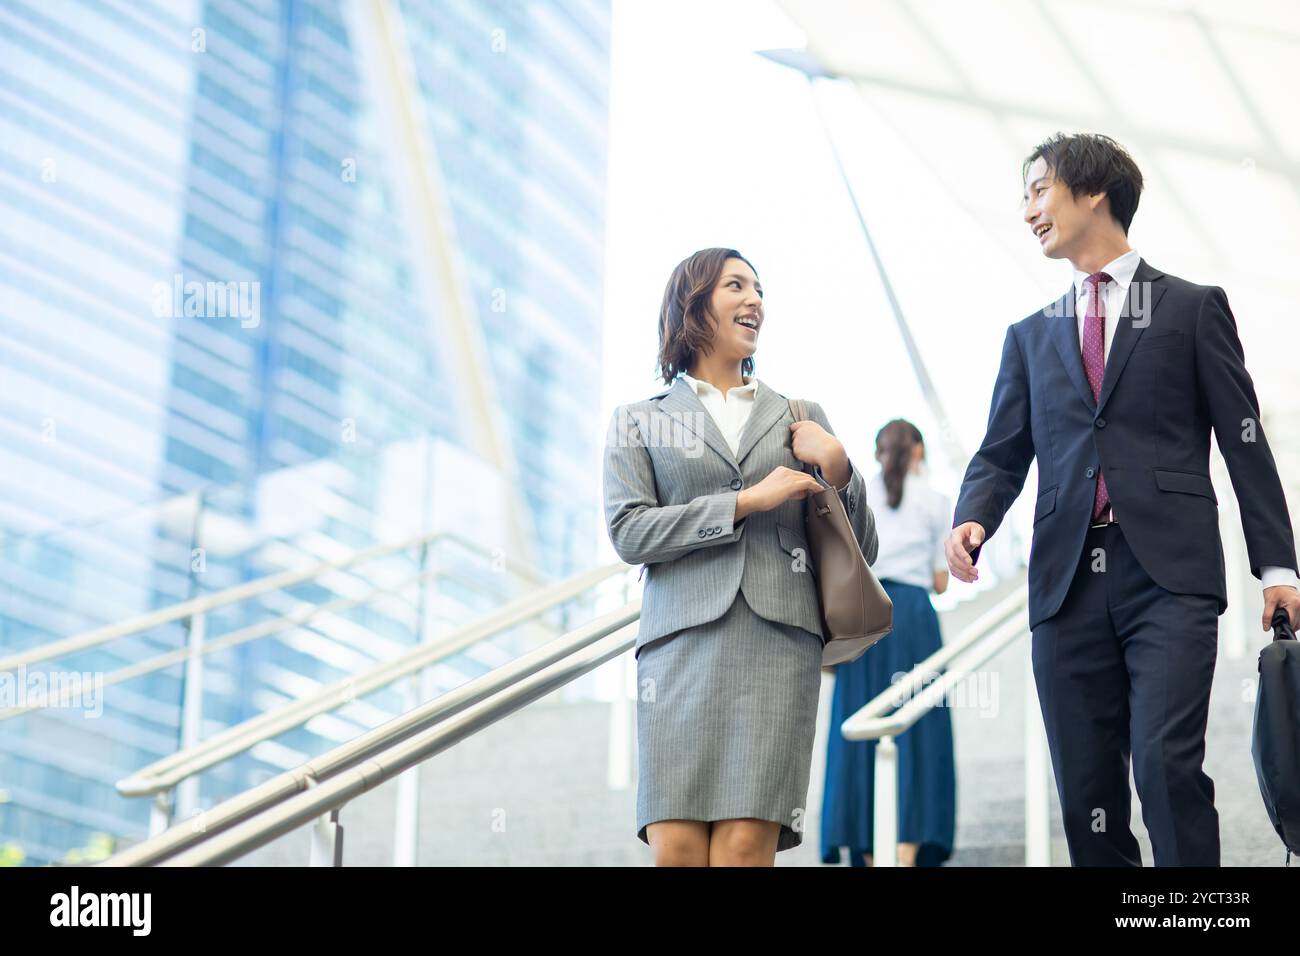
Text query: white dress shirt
867 470 949 591
1068 250 1298 593
1072 248 1141 364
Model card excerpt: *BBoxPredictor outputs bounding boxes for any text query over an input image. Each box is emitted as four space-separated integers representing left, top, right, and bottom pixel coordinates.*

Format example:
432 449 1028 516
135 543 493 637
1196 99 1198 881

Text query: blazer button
1095 417 1106 428
730 478 743 490
697 529 706 538
1086 467 1096 478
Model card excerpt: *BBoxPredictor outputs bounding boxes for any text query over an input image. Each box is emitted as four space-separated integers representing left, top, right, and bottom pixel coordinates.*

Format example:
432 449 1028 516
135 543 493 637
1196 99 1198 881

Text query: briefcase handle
1271 608 1296 642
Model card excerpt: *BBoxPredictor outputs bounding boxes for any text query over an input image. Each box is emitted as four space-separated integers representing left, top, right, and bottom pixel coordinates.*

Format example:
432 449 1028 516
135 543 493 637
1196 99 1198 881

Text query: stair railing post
873 734 898 867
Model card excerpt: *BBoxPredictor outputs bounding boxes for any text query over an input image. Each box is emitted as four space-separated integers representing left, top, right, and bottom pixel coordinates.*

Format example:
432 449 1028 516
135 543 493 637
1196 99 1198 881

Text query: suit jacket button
730 478 743 490
697 529 706 538
1095 417 1106 428
1086 467 1096 478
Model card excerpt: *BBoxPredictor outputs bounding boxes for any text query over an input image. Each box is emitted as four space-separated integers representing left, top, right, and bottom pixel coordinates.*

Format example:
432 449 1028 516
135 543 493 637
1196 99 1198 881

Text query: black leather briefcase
1252 608 1300 864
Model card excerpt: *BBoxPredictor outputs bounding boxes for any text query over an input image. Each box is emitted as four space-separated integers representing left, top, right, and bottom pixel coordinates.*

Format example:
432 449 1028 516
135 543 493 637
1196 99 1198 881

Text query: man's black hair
1024 133 1144 234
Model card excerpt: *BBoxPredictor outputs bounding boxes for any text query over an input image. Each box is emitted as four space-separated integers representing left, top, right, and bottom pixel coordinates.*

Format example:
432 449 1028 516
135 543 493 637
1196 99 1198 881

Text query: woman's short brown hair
656 247 758 385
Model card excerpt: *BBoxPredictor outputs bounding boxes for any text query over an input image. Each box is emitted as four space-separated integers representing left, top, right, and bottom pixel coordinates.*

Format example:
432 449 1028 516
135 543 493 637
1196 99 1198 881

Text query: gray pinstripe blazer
603 376 878 657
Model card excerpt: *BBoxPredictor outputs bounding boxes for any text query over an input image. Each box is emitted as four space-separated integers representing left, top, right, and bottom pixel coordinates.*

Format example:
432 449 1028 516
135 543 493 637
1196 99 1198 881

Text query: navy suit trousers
1031 524 1220 866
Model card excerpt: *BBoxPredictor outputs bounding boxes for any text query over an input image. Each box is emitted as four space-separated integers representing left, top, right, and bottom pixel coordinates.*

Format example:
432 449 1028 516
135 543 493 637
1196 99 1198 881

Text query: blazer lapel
1096 259 1166 414
735 381 789 465
1048 289 1096 411
657 376 738 469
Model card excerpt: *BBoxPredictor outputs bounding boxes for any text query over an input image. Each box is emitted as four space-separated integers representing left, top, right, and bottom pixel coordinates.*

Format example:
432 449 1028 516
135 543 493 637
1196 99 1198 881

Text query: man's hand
1262 585 1300 632
945 522 986 583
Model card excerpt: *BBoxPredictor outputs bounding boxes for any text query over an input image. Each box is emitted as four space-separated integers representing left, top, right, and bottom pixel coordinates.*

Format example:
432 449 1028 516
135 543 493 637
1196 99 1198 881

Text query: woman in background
820 419 956 866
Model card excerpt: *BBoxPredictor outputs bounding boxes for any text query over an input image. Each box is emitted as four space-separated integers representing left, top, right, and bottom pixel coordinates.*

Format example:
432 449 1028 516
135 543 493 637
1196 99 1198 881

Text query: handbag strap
787 398 824 485
787 398 808 474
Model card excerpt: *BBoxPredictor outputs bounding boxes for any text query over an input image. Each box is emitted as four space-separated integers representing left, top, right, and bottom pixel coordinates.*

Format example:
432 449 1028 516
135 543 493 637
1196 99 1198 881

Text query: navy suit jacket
954 258 1296 629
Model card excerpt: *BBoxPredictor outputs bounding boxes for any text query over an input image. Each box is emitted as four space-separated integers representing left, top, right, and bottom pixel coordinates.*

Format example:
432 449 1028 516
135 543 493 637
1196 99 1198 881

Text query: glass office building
0 0 610 864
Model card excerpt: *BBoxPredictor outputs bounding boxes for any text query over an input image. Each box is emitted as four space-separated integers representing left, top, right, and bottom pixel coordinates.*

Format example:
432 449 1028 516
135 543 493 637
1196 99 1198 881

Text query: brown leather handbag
788 399 893 666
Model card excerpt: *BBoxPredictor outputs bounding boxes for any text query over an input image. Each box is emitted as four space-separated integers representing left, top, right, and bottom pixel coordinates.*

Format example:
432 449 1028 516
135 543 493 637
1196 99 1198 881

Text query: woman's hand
790 420 849 488
735 466 823 521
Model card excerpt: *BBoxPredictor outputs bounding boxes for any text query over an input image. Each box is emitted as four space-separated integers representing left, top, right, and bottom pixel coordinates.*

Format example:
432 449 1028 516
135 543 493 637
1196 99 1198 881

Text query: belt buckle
1090 505 1117 529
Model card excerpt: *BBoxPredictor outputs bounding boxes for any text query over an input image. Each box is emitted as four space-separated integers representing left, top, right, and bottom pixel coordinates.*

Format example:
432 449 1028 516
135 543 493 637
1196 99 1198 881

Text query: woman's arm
602 406 746 566
806 401 878 566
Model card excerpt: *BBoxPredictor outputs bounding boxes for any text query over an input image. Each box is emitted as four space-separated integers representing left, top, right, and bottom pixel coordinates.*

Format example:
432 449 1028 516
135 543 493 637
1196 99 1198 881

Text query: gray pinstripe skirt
634 590 824 852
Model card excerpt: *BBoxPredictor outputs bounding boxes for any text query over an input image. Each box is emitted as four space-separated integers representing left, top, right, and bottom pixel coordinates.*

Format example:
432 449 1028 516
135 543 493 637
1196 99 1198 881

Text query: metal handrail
0 527 464 673
115 560 630 798
160 619 638 866
0 534 545 722
836 580 1047 868
842 585 1029 731
843 611 1028 738
100 597 641 866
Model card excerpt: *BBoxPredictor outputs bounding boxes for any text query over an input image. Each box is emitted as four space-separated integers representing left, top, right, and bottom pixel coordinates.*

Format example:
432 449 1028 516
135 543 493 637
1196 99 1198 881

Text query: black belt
1090 504 1118 529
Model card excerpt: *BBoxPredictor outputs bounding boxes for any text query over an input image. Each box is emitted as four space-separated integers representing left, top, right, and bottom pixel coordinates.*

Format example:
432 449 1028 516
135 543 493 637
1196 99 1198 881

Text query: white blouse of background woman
867 470 950 591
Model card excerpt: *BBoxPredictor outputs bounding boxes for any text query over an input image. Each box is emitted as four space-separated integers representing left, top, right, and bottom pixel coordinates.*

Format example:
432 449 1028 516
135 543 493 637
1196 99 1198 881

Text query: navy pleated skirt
819 579 956 866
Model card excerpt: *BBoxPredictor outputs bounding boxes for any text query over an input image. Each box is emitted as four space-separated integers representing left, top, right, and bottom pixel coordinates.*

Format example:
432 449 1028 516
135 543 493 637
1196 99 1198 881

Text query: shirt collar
1072 248 1141 300
678 371 758 398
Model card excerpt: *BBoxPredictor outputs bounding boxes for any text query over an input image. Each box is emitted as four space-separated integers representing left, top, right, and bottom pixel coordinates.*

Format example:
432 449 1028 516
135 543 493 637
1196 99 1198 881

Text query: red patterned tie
1082 272 1112 521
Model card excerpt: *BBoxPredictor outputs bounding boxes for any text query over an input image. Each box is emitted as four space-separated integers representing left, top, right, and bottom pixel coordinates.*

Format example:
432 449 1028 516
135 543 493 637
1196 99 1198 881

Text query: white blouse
678 372 852 491
678 371 758 458
866 470 950 591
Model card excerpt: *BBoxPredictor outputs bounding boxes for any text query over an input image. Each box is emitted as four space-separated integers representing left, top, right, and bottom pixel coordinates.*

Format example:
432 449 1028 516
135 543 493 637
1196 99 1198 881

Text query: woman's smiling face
705 256 764 365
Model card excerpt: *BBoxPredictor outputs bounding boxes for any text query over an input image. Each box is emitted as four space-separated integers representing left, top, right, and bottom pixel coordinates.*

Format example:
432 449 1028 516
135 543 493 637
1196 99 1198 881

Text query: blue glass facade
0 0 609 864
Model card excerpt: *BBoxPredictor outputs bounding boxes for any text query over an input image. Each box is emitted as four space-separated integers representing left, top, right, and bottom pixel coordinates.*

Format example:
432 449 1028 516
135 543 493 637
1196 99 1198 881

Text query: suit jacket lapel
1048 289 1096 411
657 376 738 469
735 381 788 465
1096 259 1166 414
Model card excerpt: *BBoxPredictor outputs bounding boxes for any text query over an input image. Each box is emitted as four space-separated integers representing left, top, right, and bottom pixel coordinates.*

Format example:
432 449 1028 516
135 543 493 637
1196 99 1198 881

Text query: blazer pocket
1033 486 1058 524
1133 330 1184 352
777 523 809 557
1154 468 1217 503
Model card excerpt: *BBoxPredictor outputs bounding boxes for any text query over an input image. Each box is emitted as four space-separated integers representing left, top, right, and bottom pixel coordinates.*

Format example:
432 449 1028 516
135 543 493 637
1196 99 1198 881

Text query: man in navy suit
947 133 1300 866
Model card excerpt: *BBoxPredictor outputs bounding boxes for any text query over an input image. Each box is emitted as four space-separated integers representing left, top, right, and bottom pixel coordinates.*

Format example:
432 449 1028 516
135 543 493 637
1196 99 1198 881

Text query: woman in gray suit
603 247 877 866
